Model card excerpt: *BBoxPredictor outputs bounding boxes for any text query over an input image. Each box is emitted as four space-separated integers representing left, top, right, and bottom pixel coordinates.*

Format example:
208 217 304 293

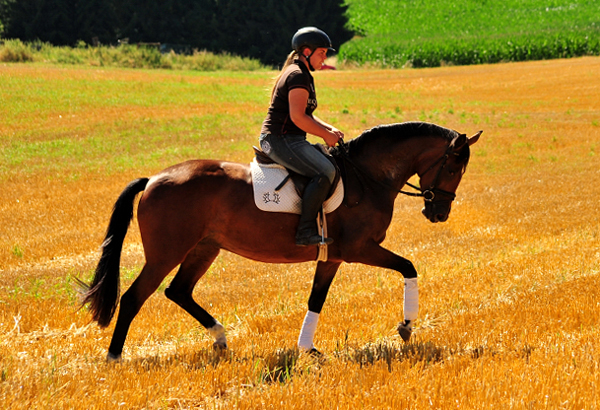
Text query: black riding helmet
292 27 335 71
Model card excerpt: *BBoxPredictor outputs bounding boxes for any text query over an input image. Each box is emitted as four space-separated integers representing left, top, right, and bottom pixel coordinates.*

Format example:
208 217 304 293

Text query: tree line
0 0 353 66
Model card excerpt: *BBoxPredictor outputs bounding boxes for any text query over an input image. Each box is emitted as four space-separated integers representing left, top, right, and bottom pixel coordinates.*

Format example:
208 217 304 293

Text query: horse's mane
343 122 459 154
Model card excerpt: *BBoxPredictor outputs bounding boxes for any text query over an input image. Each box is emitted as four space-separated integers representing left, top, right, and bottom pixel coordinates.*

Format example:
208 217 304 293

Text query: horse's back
143 158 246 195
147 159 249 185
137 159 248 236
136 158 317 263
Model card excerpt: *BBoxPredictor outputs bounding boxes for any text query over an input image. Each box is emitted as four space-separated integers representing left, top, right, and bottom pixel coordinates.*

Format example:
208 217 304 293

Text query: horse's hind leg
164 243 227 350
107 262 176 360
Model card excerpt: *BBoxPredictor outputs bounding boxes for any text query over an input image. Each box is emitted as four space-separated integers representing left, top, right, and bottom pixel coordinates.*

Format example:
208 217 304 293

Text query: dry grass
1 58 600 408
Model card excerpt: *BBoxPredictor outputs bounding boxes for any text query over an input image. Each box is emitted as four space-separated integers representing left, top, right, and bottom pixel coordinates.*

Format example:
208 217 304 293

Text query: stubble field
1 57 600 408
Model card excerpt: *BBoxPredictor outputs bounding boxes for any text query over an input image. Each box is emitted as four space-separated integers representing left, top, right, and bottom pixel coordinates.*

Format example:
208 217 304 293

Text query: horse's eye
448 166 462 177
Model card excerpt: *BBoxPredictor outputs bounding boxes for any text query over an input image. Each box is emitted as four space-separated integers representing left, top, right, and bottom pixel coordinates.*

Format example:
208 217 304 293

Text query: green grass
0 66 270 179
1 115 260 176
11 244 23 258
0 39 266 71
340 0 600 67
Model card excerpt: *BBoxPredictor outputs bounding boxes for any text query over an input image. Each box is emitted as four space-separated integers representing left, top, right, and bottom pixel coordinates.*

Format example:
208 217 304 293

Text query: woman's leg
259 134 336 183
259 134 335 245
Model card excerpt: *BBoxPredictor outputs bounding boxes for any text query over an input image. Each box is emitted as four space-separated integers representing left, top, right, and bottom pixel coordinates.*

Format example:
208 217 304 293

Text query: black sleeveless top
260 60 317 136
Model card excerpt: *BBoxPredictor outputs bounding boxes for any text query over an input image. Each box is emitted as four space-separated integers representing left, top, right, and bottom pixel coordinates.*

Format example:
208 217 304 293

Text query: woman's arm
313 115 343 135
289 88 344 147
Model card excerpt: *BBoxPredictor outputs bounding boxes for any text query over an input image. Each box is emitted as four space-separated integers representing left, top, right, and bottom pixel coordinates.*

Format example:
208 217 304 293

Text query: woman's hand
323 132 338 147
330 126 344 143
323 128 343 147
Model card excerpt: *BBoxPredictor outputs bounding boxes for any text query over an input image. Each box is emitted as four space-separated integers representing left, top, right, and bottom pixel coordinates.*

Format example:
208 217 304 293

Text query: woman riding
259 27 345 247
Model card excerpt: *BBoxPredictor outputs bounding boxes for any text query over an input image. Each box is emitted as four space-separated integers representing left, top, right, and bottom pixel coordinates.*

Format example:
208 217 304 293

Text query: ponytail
271 51 299 100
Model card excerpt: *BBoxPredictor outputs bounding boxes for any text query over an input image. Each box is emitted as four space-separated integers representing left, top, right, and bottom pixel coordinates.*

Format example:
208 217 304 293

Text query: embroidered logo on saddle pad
250 159 344 214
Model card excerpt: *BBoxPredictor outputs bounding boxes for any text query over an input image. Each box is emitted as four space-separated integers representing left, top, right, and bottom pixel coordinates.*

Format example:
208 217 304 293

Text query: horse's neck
351 137 434 191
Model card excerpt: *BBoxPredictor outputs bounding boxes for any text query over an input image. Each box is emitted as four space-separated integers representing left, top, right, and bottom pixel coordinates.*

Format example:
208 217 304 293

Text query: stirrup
297 208 333 248
295 234 333 247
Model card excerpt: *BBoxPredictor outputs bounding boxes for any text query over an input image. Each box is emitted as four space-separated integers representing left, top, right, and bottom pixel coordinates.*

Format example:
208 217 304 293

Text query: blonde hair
271 50 299 100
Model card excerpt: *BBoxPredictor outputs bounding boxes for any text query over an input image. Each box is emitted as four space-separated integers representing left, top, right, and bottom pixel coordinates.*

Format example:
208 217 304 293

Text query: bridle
337 138 459 203
405 143 458 202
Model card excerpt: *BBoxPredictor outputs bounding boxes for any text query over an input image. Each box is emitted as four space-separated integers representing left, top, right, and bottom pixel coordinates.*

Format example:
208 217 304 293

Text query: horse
79 121 481 360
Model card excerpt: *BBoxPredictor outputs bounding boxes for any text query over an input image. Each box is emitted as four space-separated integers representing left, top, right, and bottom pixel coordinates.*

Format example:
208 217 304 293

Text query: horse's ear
451 133 468 151
468 130 483 146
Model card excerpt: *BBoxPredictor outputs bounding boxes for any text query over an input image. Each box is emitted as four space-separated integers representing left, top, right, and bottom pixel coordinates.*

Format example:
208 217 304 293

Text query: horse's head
418 130 482 223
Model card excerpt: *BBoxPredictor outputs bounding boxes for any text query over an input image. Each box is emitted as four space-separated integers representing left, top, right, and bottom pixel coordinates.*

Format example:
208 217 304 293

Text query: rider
259 27 344 247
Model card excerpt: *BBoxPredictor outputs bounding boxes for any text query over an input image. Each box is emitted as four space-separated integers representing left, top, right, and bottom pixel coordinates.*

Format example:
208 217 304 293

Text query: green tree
4 0 60 43
3 0 118 45
115 0 216 48
1 0 352 66
214 0 352 66
0 0 11 35
75 0 118 44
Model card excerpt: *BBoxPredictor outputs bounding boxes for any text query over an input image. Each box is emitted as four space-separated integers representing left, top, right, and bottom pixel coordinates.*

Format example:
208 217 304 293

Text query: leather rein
336 139 457 202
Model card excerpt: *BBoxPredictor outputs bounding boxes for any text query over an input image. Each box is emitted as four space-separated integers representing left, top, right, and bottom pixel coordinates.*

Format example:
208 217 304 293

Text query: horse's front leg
298 261 341 353
349 242 419 342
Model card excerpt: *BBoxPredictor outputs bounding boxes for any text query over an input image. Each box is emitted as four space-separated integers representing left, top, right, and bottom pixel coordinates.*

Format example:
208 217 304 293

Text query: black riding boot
295 174 334 247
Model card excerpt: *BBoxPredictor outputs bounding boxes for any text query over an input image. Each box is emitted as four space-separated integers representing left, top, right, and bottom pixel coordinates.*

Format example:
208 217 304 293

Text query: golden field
1 57 600 408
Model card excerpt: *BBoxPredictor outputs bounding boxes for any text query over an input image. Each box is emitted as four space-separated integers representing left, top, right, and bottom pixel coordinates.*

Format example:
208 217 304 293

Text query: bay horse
80 121 481 360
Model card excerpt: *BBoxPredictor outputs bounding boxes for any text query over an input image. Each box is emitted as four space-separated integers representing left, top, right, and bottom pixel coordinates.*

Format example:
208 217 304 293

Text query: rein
336 139 456 202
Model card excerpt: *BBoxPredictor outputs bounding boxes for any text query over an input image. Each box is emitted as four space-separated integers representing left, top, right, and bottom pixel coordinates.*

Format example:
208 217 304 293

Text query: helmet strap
302 48 317 71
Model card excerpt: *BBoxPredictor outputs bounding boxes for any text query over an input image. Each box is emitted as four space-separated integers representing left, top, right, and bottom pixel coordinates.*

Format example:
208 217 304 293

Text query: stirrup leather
316 208 329 262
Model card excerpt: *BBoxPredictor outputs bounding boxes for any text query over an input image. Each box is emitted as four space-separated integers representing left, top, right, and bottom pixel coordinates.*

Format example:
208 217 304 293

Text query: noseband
338 139 457 203
402 144 457 202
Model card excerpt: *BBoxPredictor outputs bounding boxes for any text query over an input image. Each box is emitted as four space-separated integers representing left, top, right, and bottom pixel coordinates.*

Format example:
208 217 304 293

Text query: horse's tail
77 177 149 327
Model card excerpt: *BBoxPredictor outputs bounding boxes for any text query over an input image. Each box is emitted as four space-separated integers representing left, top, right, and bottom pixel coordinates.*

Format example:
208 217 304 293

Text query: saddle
250 145 344 262
252 145 342 200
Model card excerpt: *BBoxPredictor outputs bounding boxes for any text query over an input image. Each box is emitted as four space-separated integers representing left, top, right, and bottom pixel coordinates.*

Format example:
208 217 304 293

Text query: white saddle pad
250 159 344 214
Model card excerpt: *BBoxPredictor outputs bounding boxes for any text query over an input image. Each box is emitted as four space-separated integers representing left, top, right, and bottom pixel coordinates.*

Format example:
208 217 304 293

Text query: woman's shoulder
285 61 311 82
284 61 304 75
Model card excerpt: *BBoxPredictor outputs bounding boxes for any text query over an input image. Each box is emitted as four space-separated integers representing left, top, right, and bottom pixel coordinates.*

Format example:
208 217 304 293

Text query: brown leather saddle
253 145 341 200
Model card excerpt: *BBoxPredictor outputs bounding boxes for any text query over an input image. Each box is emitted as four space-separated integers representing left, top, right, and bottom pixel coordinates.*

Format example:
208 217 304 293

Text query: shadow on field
333 339 446 372
121 340 448 383
124 347 232 371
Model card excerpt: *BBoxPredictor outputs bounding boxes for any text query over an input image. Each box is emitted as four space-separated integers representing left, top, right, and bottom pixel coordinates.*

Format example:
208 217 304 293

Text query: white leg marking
399 277 419 342
208 322 227 349
298 310 320 351
404 277 419 322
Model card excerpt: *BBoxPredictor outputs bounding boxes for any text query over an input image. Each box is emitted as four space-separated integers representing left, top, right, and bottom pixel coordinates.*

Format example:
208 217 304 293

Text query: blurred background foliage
1 0 599 68
0 0 352 67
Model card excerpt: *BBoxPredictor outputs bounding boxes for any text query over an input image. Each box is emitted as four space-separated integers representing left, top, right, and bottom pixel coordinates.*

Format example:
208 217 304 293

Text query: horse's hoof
308 347 323 357
299 346 323 358
106 352 122 362
398 327 412 342
397 321 413 342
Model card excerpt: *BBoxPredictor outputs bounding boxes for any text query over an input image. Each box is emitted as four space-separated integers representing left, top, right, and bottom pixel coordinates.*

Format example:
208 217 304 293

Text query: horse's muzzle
422 201 451 223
